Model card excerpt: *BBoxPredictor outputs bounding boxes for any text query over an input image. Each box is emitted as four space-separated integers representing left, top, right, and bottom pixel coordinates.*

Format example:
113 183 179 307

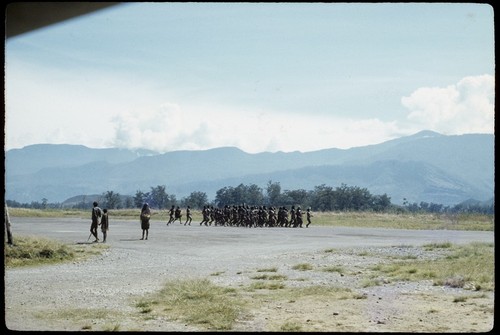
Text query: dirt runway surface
4 217 495 332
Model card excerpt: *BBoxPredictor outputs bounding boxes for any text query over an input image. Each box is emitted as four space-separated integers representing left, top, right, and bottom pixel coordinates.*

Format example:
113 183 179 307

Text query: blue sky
5 2 495 153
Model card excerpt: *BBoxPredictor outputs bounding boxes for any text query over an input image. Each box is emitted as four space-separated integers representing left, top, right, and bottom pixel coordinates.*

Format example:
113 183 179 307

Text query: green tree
168 194 177 208
215 183 265 207
124 196 134 209
333 183 349 210
246 184 264 205
233 184 248 205
349 186 372 211
134 190 148 208
312 184 335 211
150 185 169 209
182 191 208 209
372 194 392 212
103 191 121 209
282 189 308 207
215 186 236 207
266 180 281 207
428 202 443 213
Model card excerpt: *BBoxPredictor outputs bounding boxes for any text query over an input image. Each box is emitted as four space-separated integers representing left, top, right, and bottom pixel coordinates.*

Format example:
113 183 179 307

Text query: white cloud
110 102 401 153
401 74 494 134
111 73 495 154
6 55 493 154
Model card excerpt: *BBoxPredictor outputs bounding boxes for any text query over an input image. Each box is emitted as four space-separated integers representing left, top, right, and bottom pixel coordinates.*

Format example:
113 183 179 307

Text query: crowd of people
89 202 313 243
168 204 313 228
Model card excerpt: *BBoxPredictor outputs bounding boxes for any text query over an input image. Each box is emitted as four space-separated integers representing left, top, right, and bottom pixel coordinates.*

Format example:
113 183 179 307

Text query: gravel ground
4 217 495 332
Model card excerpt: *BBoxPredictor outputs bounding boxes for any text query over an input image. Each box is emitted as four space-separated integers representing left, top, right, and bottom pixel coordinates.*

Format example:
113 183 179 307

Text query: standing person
140 203 151 240
90 201 102 242
101 208 109 242
306 207 313 228
184 206 192 225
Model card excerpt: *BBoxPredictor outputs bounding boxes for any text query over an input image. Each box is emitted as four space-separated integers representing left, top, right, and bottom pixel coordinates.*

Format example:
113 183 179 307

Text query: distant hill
4 131 494 205
5 144 158 176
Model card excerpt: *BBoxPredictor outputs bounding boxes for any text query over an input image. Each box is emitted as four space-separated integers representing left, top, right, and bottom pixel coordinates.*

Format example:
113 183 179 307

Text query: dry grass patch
34 307 124 331
135 278 244 331
292 263 314 271
320 265 344 273
369 242 494 291
251 273 288 280
243 284 362 331
308 211 493 231
5 235 108 267
256 267 278 272
249 281 286 290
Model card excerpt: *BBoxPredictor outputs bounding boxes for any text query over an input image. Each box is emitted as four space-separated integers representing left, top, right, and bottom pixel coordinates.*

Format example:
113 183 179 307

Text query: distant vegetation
6 134 494 206
6 181 494 215
6 208 493 231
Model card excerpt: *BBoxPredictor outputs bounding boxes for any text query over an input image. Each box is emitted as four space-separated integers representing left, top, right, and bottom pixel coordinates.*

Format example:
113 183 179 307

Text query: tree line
5 180 494 215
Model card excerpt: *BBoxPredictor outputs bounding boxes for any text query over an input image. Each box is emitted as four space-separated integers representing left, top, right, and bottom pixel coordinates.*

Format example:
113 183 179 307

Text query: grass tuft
368 242 494 291
5 235 108 267
292 263 314 271
137 278 243 330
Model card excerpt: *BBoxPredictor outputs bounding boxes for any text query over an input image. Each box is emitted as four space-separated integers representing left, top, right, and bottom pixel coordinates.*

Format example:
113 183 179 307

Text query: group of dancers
166 204 313 228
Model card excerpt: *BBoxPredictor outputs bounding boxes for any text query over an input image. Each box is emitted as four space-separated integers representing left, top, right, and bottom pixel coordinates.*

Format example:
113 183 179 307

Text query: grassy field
7 207 494 231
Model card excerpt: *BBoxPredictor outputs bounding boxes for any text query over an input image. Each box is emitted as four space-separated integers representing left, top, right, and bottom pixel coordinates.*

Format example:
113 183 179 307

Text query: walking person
140 203 151 240
101 208 109 242
296 206 303 228
173 206 182 224
90 201 102 242
289 205 296 228
166 205 175 225
200 205 209 226
306 207 313 228
184 206 192 225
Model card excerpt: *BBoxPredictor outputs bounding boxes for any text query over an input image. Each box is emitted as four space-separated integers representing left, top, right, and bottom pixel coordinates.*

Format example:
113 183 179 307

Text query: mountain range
4 130 494 206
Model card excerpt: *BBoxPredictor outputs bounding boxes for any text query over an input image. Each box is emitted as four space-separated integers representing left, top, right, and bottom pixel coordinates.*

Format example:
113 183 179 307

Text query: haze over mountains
5 131 494 206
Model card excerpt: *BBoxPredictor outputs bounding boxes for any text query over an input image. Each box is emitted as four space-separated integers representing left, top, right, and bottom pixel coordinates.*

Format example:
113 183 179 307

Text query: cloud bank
6 62 493 154
401 74 494 135
110 103 402 153
110 74 494 153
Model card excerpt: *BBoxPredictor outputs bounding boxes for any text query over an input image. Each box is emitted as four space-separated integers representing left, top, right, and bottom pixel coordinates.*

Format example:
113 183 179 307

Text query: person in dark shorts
295 206 303 228
184 206 192 225
100 208 109 242
306 207 313 228
140 203 151 240
289 205 296 228
173 206 182 224
200 205 210 226
90 201 102 242
167 205 175 225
